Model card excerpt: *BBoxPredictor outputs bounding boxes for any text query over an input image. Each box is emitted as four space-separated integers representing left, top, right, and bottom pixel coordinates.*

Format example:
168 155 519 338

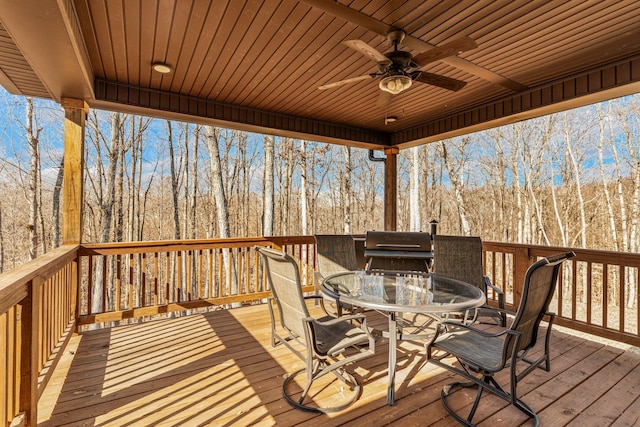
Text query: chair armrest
312 313 368 326
437 320 517 338
314 271 325 286
484 276 505 309
426 318 520 349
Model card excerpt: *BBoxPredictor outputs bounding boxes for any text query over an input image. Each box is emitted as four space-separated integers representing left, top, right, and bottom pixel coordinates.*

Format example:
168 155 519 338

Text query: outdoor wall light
152 62 173 74
379 75 412 94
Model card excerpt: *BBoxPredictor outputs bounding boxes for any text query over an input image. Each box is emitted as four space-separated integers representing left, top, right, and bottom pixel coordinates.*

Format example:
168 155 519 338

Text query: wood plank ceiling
2 0 640 149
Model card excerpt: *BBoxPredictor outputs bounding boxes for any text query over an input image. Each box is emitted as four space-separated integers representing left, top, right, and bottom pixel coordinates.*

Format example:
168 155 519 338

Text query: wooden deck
38 304 640 427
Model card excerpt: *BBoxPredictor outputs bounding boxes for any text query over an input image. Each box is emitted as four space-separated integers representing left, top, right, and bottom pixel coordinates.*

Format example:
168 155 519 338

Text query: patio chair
315 234 359 278
353 236 367 269
364 231 433 272
426 251 575 426
433 235 505 326
257 246 376 413
315 234 360 316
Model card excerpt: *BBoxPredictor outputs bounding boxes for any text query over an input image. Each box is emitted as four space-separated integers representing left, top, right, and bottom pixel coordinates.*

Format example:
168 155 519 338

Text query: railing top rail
78 236 316 255
483 241 640 266
0 244 79 315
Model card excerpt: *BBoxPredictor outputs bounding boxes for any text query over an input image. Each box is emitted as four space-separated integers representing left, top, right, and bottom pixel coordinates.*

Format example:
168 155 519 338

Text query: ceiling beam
93 79 390 148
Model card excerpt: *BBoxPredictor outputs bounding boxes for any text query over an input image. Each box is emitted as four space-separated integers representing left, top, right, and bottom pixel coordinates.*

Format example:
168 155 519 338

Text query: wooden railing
0 245 78 427
77 236 316 326
484 242 640 347
2 236 640 426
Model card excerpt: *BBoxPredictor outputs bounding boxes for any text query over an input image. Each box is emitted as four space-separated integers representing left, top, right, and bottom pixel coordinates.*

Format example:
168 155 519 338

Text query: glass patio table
322 270 485 405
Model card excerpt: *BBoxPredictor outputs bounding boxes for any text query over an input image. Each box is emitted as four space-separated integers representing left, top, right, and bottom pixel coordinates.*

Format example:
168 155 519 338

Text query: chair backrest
353 237 367 269
364 231 432 271
315 235 358 278
433 235 485 291
257 247 310 339
510 252 575 353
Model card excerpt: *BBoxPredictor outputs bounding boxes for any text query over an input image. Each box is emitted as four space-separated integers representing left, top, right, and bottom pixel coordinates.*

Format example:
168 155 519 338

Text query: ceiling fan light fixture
379 75 412 94
152 62 173 74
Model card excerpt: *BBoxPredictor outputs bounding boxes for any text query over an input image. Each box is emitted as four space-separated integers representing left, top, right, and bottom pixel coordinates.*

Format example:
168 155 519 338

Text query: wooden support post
18 277 41 427
384 147 399 231
61 98 88 245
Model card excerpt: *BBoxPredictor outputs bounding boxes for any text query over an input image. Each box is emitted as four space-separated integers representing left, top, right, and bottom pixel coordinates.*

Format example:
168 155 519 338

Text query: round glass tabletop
322 270 485 314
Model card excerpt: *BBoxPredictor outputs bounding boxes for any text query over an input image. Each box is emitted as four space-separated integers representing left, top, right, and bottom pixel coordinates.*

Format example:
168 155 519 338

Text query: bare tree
300 140 309 235
205 126 238 302
563 112 588 248
342 146 352 234
25 97 42 259
51 157 64 247
596 104 619 251
439 138 471 235
263 135 275 236
167 121 182 240
409 146 421 231
101 112 122 243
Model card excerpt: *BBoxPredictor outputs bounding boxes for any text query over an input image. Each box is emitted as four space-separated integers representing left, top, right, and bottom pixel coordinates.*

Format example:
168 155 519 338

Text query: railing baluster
620 265 626 333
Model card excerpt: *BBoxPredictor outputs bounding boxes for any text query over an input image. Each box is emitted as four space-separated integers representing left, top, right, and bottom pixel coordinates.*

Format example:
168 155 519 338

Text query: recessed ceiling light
385 116 398 124
152 62 173 74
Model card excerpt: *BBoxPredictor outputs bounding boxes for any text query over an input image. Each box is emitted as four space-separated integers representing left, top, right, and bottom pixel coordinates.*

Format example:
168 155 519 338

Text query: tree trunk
26 97 41 260
190 126 199 239
101 112 121 244
410 146 421 231
343 146 352 234
52 157 64 248
563 112 587 248
439 139 471 235
596 104 619 251
281 138 295 235
300 140 309 235
167 121 181 240
205 126 238 303
263 135 275 236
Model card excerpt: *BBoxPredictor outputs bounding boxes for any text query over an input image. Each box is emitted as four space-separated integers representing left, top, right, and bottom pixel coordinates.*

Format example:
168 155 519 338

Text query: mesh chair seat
311 317 371 356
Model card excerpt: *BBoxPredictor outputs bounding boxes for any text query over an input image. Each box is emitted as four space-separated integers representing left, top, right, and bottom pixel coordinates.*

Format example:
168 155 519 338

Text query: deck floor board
38 304 640 426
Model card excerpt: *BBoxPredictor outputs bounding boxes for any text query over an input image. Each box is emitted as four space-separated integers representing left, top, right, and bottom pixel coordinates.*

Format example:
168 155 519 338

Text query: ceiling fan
318 30 477 104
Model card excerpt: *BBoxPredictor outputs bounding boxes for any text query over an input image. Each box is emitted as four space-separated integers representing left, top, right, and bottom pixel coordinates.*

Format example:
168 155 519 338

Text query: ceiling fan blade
413 37 478 68
414 72 467 91
343 39 391 65
376 91 393 108
318 74 374 90
300 0 526 92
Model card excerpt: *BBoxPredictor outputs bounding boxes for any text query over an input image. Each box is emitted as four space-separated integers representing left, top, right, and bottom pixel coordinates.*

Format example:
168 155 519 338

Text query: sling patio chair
314 234 361 316
426 251 575 426
257 246 376 413
433 235 506 326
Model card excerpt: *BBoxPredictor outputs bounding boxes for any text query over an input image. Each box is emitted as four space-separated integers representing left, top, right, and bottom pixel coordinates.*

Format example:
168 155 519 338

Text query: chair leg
282 365 363 414
440 375 540 427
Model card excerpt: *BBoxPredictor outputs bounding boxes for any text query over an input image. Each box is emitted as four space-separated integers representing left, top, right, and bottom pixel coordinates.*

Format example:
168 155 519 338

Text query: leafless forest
2 92 640 272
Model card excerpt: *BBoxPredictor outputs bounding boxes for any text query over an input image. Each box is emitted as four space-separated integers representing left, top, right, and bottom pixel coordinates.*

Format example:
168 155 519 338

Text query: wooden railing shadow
38 308 290 426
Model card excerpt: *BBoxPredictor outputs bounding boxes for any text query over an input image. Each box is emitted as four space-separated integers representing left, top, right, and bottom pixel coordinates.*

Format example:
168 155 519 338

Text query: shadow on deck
38 304 640 426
